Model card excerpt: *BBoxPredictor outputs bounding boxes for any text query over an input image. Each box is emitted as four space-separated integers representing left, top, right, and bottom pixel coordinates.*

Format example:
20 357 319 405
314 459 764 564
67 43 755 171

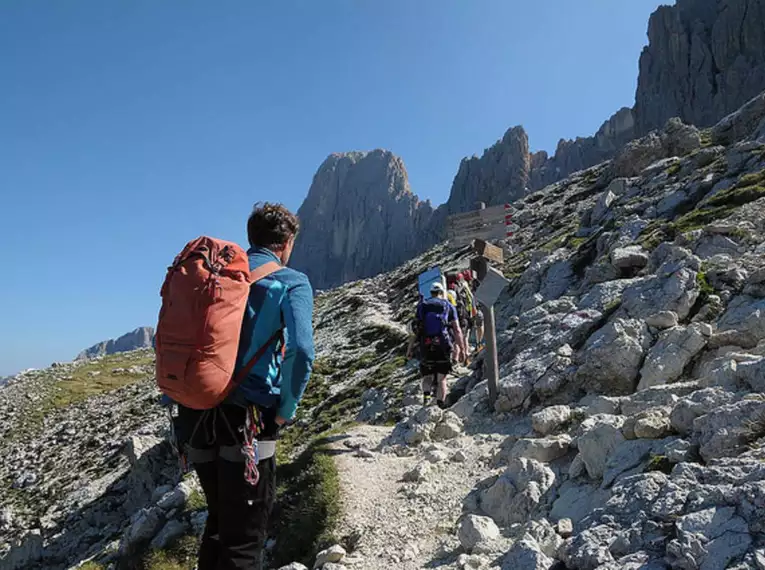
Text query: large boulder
670 388 738 435
496 350 572 412
693 398 765 461
479 458 555 526
612 132 665 177
622 267 699 321
574 319 651 395
510 435 572 463
577 415 626 479
716 296 765 348
457 515 501 553
532 405 572 435
611 246 649 270
637 324 710 390
501 538 555 570
666 507 752 570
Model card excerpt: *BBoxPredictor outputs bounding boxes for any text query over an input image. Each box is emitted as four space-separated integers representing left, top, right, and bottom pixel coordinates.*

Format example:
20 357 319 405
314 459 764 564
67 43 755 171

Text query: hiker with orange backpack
156 202 314 570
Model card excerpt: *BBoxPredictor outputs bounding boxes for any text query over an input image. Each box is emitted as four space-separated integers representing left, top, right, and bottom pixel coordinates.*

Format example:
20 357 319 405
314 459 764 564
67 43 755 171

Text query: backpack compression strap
232 260 284 386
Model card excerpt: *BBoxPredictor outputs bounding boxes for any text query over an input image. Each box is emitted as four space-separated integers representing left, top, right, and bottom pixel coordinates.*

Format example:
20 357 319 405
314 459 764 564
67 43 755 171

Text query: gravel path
331 423 502 569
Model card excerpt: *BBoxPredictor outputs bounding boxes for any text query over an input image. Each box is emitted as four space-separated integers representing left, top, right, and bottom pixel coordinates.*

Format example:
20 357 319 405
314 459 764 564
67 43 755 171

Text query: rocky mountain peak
76 326 155 361
445 125 531 214
290 150 437 290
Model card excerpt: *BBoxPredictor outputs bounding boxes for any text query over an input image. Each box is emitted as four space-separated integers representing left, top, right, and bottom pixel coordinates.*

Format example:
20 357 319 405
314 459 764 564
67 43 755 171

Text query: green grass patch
566 236 589 249
639 168 765 249
5 351 155 444
645 454 672 475
696 271 715 297
670 168 765 233
78 563 106 570
348 324 408 356
666 162 682 176
139 535 200 570
699 129 713 148
52 351 155 409
312 357 339 377
271 435 342 568
344 352 378 375
185 488 207 513
541 234 568 252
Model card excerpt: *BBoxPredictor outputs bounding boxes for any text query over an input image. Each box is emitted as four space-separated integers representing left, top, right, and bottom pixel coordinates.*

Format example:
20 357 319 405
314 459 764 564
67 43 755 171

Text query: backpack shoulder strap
441 300 452 323
250 261 282 283
233 261 285 386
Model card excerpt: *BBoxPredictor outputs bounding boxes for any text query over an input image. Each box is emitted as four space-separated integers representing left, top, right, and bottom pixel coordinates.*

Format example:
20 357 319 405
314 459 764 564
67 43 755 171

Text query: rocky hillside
3 86 765 570
293 0 765 288
77 327 155 360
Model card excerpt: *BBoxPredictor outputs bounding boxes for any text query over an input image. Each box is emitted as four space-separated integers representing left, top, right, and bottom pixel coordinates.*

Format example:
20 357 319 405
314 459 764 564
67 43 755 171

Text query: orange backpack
155 236 281 410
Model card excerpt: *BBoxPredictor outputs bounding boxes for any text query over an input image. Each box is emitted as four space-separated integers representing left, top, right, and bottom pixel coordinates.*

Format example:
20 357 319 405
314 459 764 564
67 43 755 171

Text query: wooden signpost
447 204 509 247
472 239 510 406
445 201 515 406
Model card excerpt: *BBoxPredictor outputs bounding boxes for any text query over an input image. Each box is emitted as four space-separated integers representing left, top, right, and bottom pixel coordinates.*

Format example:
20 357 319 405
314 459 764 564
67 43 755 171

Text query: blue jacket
230 247 315 420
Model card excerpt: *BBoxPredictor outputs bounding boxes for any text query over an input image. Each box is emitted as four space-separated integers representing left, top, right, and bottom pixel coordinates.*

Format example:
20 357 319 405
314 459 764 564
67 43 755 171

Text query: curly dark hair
246 202 300 249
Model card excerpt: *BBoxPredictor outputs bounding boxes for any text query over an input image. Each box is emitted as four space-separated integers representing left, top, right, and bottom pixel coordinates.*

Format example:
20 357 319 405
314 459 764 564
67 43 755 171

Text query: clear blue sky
0 0 667 375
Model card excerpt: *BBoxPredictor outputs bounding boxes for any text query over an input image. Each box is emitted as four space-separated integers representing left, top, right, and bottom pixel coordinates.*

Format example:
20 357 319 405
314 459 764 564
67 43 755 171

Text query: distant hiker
454 273 473 356
446 286 458 308
470 274 486 351
156 202 314 570
413 282 466 408
406 298 422 362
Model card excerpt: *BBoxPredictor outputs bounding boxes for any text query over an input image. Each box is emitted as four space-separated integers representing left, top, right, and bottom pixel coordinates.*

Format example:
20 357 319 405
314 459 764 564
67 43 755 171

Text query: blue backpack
417 298 453 350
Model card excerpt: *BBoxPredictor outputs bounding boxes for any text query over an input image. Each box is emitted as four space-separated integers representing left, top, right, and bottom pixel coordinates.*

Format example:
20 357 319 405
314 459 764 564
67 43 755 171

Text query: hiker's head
247 202 300 264
430 282 445 298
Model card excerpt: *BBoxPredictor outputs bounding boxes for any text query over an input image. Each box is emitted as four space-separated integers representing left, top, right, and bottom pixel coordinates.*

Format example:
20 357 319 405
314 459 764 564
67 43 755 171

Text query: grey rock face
291 1 765 291
291 150 438 289
637 324 710 390
574 319 651 395
634 0 765 135
447 126 531 213
77 327 155 360
611 118 701 178
576 414 626 479
478 457 555 526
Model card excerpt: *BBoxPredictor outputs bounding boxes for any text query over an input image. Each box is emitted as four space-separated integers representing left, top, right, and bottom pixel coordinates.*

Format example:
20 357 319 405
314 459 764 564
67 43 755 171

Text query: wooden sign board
446 218 505 234
473 239 504 264
446 204 506 226
475 266 510 307
449 225 507 247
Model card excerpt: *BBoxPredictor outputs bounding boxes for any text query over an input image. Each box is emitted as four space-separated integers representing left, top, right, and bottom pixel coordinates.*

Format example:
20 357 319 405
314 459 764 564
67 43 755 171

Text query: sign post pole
472 240 510 408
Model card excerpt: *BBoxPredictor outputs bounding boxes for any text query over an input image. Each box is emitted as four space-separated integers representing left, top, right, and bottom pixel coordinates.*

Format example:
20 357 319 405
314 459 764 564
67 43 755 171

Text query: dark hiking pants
177 404 277 570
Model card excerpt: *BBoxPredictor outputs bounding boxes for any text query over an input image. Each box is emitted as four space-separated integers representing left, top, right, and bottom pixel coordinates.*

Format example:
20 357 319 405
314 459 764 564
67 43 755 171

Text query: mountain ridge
76 326 155 360
293 0 765 289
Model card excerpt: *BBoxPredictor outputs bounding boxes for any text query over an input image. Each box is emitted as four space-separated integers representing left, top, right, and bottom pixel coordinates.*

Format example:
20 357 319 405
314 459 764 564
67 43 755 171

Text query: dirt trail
330 423 499 569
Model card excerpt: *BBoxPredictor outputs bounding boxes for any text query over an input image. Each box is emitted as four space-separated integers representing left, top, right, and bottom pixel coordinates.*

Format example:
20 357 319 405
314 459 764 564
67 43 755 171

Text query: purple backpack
417 298 452 349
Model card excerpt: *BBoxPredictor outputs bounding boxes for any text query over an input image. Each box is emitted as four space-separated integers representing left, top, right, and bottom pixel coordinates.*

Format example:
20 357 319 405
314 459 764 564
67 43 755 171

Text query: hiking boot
436 399 447 410
423 391 431 406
